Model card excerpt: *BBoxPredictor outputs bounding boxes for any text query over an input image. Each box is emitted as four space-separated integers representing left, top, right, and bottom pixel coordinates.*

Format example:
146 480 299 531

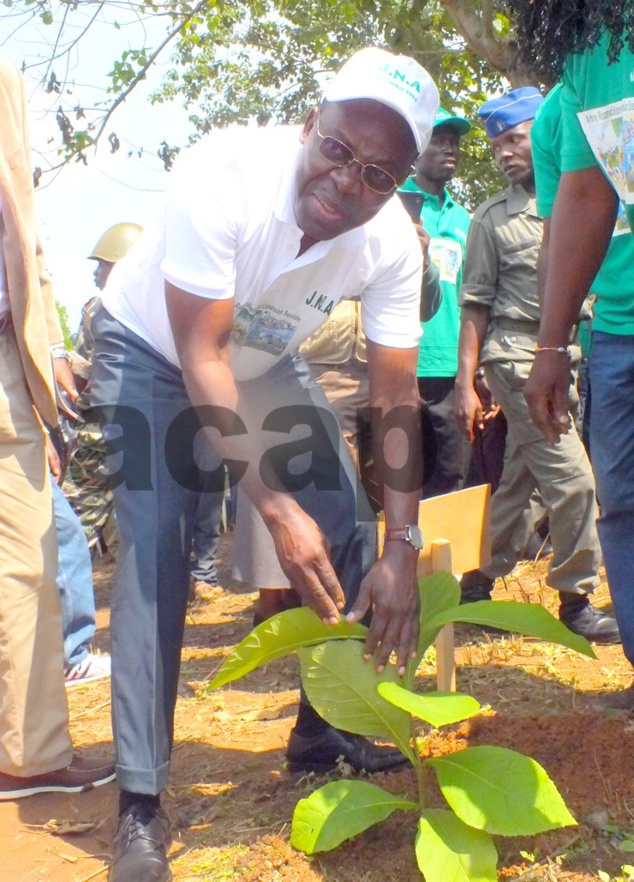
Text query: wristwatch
384 524 424 551
50 344 72 364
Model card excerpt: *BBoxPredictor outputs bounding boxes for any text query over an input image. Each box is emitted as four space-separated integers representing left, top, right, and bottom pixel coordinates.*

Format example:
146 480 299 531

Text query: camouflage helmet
88 222 142 263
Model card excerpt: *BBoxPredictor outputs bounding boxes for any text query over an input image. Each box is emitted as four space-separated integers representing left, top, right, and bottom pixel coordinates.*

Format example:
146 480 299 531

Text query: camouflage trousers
62 421 116 552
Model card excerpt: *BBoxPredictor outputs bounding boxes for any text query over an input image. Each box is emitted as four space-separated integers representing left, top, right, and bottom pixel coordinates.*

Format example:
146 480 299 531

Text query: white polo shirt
103 125 422 381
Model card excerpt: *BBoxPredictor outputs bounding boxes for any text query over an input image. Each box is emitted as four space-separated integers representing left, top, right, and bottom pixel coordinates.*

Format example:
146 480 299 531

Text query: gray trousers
91 307 375 794
482 356 601 595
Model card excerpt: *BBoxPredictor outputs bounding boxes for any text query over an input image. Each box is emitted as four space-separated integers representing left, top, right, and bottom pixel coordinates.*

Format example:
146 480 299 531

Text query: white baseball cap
323 47 440 155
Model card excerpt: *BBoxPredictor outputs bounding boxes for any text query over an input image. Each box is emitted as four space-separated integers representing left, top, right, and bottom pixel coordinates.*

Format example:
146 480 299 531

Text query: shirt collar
414 183 455 211
505 183 538 217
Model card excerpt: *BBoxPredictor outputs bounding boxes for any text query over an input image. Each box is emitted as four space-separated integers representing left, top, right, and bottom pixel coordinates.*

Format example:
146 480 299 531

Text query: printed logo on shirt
429 238 463 285
453 226 468 245
231 302 301 355
577 97 634 234
305 290 335 316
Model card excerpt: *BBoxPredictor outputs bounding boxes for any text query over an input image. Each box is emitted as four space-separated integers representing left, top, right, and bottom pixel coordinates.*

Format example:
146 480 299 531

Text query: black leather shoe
286 725 409 774
559 595 621 645
459 570 494 604
109 802 172 882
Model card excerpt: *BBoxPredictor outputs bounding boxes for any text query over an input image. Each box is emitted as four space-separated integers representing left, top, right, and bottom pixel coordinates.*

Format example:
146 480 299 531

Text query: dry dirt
3 536 634 882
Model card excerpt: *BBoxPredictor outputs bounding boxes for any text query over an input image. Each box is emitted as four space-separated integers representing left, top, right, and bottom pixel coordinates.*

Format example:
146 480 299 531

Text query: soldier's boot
459 570 494 605
558 592 621 645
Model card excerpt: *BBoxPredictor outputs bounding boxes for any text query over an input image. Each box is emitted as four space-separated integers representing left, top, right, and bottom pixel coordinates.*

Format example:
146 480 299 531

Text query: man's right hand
267 504 345 625
524 352 572 444
454 381 484 443
473 373 500 422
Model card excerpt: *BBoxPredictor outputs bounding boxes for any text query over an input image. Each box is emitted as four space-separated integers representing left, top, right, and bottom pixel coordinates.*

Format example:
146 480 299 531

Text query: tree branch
440 0 539 85
40 0 210 175
440 0 511 71
93 0 208 144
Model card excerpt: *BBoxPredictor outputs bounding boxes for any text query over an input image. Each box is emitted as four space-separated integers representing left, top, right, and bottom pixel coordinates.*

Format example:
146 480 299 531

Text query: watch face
407 525 424 550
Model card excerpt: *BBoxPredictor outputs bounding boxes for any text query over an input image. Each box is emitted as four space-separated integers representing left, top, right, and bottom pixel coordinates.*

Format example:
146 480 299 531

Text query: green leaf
416 571 462 660
619 841 634 853
298 641 414 759
427 746 577 835
428 601 596 658
378 682 480 728
416 809 498 882
291 779 416 854
208 607 367 689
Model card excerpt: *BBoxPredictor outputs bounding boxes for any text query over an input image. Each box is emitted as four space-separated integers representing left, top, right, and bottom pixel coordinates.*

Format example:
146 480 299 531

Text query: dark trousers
91 308 375 794
419 376 470 498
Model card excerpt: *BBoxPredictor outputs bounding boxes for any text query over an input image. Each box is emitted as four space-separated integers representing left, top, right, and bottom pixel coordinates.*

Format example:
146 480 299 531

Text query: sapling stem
410 717 426 808
404 653 419 691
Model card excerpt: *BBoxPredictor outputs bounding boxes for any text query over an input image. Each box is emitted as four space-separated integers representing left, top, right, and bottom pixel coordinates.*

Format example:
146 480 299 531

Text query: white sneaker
65 652 111 688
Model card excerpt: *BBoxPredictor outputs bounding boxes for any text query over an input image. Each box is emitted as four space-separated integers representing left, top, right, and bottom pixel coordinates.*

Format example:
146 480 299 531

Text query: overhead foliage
4 0 543 206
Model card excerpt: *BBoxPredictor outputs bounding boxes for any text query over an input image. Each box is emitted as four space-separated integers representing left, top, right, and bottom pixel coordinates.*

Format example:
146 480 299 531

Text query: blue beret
478 87 544 139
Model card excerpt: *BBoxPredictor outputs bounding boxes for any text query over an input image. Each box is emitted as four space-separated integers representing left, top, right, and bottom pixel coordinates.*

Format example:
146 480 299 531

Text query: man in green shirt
525 58 634 701
509 6 633 429
400 108 472 497
512 0 634 696
455 87 619 644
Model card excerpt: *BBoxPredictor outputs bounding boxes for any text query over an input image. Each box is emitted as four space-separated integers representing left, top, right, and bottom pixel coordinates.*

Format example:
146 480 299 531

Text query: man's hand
454 380 484 442
474 373 500 422
267 506 345 625
45 431 61 483
346 544 419 676
53 355 79 401
524 352 572 444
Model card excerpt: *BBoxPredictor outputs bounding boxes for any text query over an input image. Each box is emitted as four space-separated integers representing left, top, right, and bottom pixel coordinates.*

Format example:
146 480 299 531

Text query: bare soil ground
3 537 634 882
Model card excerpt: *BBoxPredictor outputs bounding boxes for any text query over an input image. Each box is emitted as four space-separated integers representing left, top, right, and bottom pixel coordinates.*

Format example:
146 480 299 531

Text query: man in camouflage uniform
63 224 142 551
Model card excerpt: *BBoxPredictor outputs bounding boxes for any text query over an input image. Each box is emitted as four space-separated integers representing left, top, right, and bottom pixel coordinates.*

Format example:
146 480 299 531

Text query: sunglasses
315 111 407 195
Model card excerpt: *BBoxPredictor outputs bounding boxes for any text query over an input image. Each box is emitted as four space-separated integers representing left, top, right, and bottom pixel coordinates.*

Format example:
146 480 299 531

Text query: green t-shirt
560 32 634 174
532 71 634 334
400 178 470 377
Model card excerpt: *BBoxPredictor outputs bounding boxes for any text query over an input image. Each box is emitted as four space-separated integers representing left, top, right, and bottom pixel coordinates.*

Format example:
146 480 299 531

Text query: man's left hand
347 544 420 676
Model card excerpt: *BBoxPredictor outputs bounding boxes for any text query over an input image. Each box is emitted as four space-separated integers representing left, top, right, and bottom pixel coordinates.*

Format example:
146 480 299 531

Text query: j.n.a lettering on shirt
305 291 335 316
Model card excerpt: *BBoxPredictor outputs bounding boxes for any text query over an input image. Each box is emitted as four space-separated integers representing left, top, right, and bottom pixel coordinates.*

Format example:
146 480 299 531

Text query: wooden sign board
377 484 491 577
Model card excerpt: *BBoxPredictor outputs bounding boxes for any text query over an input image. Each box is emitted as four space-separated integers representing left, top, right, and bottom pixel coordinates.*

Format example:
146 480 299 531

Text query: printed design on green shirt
231 302 301 355
577 97 634 234
429 237 463 285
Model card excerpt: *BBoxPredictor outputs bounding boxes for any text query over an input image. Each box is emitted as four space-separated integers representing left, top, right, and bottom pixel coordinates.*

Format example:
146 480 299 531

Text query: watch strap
383 524 423 550
384 527 410 542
